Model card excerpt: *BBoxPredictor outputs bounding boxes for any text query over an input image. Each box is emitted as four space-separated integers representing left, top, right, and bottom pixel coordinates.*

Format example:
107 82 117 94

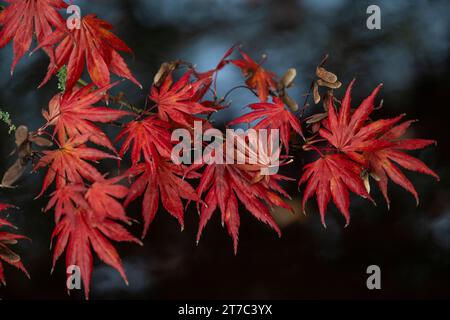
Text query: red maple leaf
228 97 303 152
48 184 140 299
116 115 173 168
0 204 29 285
196 162 292 254
34 134 118 196
149 70 216 128
318 80 439 207
36 14 142 91
299 154 372 227
230 49 277 102
318 81 402 163
124 160 200 237
363 120 439 207
85 176 131 223
0 0 67 74
193 45 236 97
42 83 131 152
194 45 235 81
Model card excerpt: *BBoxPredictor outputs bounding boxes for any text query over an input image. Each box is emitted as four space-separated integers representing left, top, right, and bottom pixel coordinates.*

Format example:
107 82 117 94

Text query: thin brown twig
299 53 329 118
76 78 145 115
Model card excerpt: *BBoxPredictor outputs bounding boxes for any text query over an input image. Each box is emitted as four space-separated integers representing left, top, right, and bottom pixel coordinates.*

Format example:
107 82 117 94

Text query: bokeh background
0 0 449 299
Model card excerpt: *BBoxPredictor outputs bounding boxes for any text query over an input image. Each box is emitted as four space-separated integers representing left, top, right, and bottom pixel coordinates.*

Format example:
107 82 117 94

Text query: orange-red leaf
228 97 303 152
318 81 439 207
47 184 139 299
124 161 200 237
196 162 291 254
363 120 439 207
0 204 29 285
149 70 215 128
37 14 141 91
42 83 131 151
116 115 173 168
0 0 67 74
299 154 372 227
230 49 277 102
318 81 398 163
34 135 118 197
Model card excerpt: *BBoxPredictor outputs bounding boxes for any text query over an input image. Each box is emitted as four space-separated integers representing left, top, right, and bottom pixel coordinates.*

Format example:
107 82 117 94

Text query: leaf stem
75 78 145 114
221 85 258 102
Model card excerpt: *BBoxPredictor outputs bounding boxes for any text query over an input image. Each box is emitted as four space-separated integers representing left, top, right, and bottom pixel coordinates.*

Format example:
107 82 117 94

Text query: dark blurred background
0 0 449 299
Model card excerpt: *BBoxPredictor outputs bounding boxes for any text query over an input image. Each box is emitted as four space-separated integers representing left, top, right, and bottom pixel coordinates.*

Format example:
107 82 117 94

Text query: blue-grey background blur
0 0 449 299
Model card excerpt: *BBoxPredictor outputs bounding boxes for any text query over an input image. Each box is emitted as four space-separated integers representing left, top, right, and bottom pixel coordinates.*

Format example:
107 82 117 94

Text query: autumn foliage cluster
0 0 439 298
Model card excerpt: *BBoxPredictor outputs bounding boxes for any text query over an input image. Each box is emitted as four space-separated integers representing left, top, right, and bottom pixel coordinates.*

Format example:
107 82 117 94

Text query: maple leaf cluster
0 1 439 298
0 203 29 285
301 81 439 226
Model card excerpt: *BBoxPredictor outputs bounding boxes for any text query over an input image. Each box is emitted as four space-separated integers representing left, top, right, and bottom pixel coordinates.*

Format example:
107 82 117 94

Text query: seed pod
322 91 335 111
280 68 297 88
29 135 53 147
1 159 26 188
306 112 328 124
317 79 342 89
316 67 338 83
153 62 174 87
1 239 18 245
311 122 321 134
283 94 298 112
0 244 21 263
15 125 28 147
370 172 381 182
363 174 371 194
313 81 320 104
